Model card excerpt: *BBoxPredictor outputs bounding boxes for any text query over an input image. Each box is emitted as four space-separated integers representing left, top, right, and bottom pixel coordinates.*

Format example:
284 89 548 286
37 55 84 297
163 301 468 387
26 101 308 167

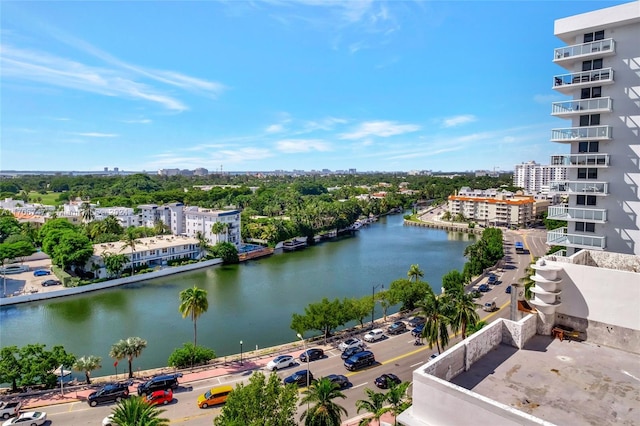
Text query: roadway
31 228 548 426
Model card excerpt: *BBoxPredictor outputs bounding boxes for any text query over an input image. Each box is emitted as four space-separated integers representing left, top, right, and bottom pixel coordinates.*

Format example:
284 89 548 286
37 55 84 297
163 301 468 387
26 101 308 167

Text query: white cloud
276 139 332 153
265 124 285 133
340 120 420 140
71 132 118 138
442 115 477 128
123 119 152 124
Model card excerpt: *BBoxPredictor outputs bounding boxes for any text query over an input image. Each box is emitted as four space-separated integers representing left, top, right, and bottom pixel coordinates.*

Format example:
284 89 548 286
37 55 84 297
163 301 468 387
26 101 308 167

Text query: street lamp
296 333 310 412
240 340 243 366
371 284 384 328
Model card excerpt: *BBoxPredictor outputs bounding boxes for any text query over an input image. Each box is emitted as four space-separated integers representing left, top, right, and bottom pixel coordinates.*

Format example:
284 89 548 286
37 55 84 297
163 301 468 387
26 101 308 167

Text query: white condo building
547 1 640 255
513 160 567 194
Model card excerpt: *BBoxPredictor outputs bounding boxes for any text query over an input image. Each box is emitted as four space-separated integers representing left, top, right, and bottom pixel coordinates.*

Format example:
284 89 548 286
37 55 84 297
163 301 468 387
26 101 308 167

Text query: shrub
167 343 215 369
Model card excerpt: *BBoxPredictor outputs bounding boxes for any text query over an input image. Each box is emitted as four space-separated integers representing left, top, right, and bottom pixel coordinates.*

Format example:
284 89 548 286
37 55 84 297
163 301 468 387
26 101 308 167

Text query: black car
411 323 425 337
87 382 130 406
341 345 365 360
387 321 407 335
137 373 182 395
407 316 426 327
374 373 401 389
283 370 314 387
41 279 61 287
324 374 349 389
299 348 324 362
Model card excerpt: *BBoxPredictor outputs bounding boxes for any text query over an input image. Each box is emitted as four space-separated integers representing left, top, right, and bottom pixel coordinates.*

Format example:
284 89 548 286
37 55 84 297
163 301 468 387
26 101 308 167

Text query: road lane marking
410 361 424 367
350 382 368 389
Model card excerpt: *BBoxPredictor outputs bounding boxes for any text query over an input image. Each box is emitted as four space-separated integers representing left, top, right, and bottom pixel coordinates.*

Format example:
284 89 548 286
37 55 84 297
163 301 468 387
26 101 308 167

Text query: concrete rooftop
450 335 640 425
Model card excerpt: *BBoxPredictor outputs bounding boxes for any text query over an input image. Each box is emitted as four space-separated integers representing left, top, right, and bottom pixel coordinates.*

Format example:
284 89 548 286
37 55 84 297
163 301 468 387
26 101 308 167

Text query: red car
145 389 173 405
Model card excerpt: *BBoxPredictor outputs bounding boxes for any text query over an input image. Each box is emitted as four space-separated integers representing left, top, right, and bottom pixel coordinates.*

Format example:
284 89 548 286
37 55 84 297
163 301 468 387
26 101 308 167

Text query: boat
283 238 307 251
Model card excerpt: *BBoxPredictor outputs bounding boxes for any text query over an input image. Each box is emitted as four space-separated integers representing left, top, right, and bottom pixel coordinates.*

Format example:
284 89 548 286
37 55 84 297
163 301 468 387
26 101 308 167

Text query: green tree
299 377 348 426
355 388 387 426
0 212 21 243
291 298 345 343
448 292 479 340
0 346 21 392
214 371 298 426
441 270 466 295
72 355 102 384
388 278 429 312
102 252 128 278
343 296 374 329
121 228 141 276
12 344 76 389
194 231 209 259
385 381 412 425
110 395 170 426
519 259 538 300
376 290 392 322
80 202 94 224
178 286 209 349
109 337 147 379
417 287 450 355
211 242 239 264
407 264 424 282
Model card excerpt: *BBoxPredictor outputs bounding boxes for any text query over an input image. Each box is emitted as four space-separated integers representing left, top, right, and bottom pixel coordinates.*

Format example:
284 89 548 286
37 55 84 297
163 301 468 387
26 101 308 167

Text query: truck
0 400 22 419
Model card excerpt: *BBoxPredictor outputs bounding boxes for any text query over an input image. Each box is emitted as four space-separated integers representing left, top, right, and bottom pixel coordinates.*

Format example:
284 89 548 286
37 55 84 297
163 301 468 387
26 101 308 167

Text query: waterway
0 214 474 376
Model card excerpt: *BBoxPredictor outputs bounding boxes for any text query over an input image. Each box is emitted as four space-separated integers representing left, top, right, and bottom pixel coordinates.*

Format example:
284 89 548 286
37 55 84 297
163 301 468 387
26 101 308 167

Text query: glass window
582 61 592 72
584 33 594 43
580 116 590 127
595 30 605 41
592 87 601 98
590 114 600 125
577 195 586 205
587 196 597 206
578 169 587 179
586 223 595 232
575 222 585 232
589 141 599 152
588 169 598 179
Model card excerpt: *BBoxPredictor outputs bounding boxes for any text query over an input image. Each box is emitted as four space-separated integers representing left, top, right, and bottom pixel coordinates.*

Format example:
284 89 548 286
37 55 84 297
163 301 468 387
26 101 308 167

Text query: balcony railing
547 205 607 222
551 125 612 142
553 38 615 62
551 153 610 167
547 227 606 250
551 97 612 117
549 181 609 195
552 68 614 93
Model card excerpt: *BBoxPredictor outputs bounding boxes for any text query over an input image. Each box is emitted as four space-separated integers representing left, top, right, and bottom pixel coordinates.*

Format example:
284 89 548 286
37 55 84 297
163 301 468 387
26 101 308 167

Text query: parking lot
1 255 57 298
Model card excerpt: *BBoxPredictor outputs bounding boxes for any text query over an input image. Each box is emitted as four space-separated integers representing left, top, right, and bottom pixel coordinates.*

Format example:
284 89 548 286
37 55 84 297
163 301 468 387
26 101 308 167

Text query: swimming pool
238 243 266 253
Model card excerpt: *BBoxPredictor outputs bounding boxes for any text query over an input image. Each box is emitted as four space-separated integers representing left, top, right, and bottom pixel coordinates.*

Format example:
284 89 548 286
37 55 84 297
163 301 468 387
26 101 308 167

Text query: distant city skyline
1 1 630 172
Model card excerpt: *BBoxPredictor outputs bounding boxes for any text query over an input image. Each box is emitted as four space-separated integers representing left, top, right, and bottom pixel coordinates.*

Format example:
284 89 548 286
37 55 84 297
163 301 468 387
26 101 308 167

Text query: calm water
0 214 474 376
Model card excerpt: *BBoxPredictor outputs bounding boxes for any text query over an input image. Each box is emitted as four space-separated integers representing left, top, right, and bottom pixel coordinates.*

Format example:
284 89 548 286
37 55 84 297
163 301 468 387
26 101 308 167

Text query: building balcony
551 97 612 118
549 181 609 195
550 125 612 142
547 227 606 250
552 68 614 94
550 153 610 167
553 38 615 64
547 205 607 223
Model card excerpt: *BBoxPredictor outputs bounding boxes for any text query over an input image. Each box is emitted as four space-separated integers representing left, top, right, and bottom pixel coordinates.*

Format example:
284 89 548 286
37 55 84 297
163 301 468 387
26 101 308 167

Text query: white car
102 414 114 426
338 338 364 352
265 354 295 371
2 411 47 426
364 328 385 342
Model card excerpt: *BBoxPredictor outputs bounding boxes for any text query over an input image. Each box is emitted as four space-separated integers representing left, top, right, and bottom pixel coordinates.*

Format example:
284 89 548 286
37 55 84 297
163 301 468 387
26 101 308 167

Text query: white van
483 301 497 312
0 264 29 274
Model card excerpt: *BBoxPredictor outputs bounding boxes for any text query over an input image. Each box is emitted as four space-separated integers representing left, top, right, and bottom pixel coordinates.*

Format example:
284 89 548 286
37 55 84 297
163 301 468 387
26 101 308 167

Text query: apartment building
513 160 567 194
448 189 535 227
184 206 241 246
547 1 640 255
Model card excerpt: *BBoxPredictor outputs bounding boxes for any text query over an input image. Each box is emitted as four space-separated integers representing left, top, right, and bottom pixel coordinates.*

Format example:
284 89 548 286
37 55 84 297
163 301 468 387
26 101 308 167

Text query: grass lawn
27 191 63 206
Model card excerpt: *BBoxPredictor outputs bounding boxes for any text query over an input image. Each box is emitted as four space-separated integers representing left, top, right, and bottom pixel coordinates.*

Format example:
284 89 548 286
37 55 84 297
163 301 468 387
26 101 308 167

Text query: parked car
344 350 375 371
0 401 21 420
87 383 130 406
265 354 296 371
374 373 401 389
0 265 29 275
144 389 173 406
487 274 497 284
387 321 407 335
33 270 50 277
41 279 61 287
407 316 426 327
324 374 349 389
283 370 314 387
483 301 497 312
410 323 425 337
478 284 490 292
430 353 439 360
2 411 47 426
364 328 385 342
137 373 182 396
338 338 364 352
299 348 324 362
505 286 512 294
197 385 233 408
341 345 365 360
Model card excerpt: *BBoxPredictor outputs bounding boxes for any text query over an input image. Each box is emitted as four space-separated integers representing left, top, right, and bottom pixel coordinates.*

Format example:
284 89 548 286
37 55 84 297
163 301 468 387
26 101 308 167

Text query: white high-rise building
513 160 567 193
547 2 640 255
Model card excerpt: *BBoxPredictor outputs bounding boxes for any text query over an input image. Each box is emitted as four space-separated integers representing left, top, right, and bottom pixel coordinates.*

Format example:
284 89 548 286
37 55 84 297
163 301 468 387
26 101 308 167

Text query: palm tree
109 337 147 379
110 396 169 426
80 202 94 224
72 355 102 384
407 264 424 283
178 286 209 348
417 287 450 355
448 292 479 340
120 228 141 277
385 381 411 426
194 231 209 259
211 222 226 244
356 388 388 426
519 258 539 300
299 377 348 426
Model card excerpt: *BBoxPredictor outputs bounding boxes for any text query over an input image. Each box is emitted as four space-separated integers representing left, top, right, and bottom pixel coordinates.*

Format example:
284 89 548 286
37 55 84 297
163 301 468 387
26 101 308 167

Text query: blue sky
1 1 630 173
